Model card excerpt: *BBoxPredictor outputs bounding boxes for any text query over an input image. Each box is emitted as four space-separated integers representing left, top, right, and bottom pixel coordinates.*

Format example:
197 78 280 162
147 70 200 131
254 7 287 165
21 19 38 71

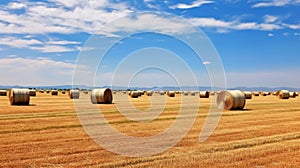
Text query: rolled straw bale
51 90 58 96
276 90 290 99
9 88 30 105
158 91 165 95
166 91 175 97
91 88 113 104
39 90 44 93
129 91 139 98
243 91 252 99
217 90 246 110
146 91 153 96
29 90 36 97
289 92 297 98
260 92 268 96
183 91 189 96
46 90 50 93
69 90 80 99
83 91 89 94
199 91 210 98
61 91 66 94
0 90 7 96
137 90 144 96
252 92 259 96
123 91 127 94
190 91 196 96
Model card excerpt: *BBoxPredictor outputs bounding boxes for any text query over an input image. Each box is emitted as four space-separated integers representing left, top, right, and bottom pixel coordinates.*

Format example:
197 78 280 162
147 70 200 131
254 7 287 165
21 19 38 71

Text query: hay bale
190 91 196 96
91 88 113 104
252 92 259 96
183 91 189 96
243 91 252 99
9 88 30 105
146 91 153 96
289 92 297 98
46 90 50 93
69 90 80 99
51 90 58 96
83 91 89 94
39 90 44 93
158 91 165 95
199 91 210 98
166 91 175 97
276 90 290 99
217 90 246 110
260 92 268 96
61 91 66 94
0 90 7 96
129 91 139 98
29 90 36 97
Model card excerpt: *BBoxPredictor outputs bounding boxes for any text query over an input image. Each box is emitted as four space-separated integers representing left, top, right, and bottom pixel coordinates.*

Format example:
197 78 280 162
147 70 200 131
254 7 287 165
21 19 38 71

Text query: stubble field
0 92 299 167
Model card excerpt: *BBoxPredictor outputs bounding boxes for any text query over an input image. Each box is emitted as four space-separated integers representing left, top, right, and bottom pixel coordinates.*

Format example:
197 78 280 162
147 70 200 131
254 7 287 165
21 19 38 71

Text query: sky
0 0 299 88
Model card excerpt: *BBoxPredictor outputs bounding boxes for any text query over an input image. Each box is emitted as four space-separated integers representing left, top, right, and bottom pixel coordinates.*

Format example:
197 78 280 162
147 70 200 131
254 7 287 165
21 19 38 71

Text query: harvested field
0 92 299 167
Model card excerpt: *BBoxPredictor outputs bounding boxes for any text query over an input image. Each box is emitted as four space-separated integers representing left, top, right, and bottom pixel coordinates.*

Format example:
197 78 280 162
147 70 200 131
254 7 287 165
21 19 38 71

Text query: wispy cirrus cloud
169 0 214 9
252 0 300 8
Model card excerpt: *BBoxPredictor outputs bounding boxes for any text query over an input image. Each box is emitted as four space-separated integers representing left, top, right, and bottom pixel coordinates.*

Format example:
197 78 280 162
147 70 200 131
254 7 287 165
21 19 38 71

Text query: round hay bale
158 91 165 95
217 90 246 110
260 92 268 96
29 90 36 97
199 91 210 98
69 90 80 99
91 88 113 104
183 91 189 96
9 88 30 105
146 91 153 96
0 90 7 96
243 91 252 99
276 90 290 99
190 91 196 96
289 92 297 98
166 91 175 97
39 90 44 93
51 90 58 96
252 92 259 96
46 90 50 93
83 91 89 94
129 91 139 98
61 91 66 94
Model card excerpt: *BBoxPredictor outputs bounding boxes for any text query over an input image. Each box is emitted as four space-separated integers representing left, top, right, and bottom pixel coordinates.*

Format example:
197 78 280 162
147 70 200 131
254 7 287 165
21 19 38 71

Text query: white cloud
46 40 81 45
283 32 289 36
0 57 75 86
294 33 300 36
7 2 27 9
0 37 42 48
252 0 300 8
264 15 278 23
268 33 274 37
203 61 211 65
170 0 214 9
30 45 76 53
189 17 282 31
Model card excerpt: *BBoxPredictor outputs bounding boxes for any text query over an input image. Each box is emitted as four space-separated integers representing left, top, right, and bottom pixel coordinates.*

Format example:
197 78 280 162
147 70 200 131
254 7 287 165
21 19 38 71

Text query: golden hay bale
0 90 7 96
199 91 210 98
289 92 297 98
29 90 36 97
51 90 58 96
123 91 127 94
69 90 80 99
9 88 30 105
243 91 252 99
260 92 268 96
61 91 66 94
252 92 259 96
217 90 246 110
158 91 165 95
39 90 44 93
91 88 113 104
190 91 196 96
166 91 175 97
146 91 153 96
83 91 89 94
46 90 50 93
183 91 189 96
276 90 290 99
129 91 139 98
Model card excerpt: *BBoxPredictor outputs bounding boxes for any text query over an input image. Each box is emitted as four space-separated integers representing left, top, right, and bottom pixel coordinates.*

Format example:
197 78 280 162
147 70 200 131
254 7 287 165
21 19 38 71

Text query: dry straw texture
199 91 210 98
129 91 139 98
252 92 260 96
146 91 153 96
29 90 36 97
51 90 58 96
166 91 175 97
289 92 297 98
243 91 252 99
69 90 80 99
277 90 290 99
217 90 246 110
0 90 7 96
9 88 30 105
91 88 113 104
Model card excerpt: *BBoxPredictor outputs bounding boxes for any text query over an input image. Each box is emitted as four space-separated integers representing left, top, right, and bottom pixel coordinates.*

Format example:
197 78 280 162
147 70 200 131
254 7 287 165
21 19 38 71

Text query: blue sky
0 0 299 88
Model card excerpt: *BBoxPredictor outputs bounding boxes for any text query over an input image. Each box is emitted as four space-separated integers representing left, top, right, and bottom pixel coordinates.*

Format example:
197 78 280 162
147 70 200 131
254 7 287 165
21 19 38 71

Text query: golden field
0 92 299 167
